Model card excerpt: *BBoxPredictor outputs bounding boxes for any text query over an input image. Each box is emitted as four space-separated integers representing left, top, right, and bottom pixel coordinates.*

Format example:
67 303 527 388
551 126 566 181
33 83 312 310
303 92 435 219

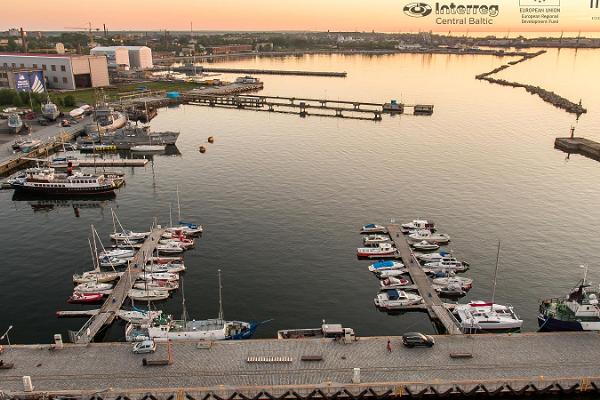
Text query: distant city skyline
2 0 599 32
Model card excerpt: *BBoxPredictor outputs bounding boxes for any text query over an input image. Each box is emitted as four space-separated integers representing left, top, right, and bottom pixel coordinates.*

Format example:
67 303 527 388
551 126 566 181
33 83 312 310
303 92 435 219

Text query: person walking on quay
387 339 392 353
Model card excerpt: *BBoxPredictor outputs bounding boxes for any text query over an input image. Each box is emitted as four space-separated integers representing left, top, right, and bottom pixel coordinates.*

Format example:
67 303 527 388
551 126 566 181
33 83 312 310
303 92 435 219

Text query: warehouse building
91 46 153 70
0 53 109 90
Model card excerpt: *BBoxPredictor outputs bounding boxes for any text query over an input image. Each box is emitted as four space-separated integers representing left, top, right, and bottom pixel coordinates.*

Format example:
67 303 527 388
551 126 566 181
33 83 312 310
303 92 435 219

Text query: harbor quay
2 332 600 399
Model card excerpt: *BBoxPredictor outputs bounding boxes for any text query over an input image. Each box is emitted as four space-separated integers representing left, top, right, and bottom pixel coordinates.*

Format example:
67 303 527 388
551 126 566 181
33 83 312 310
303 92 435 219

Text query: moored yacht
357 243 397 257
374 289 423 309
363 234 390 246
401 219 435 233
368 260 404 272
412 240 440 251
8 168 124 196
408 229 450 244
454 301 523 332
360 224 387 234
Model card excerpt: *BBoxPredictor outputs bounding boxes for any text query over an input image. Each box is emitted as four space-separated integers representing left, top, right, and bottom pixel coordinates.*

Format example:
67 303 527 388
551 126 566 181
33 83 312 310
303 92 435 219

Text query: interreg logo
404 2 433 17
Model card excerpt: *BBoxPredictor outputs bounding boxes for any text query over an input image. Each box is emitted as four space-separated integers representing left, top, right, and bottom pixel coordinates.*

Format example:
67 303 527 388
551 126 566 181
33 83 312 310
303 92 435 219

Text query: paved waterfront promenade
2 332 600 398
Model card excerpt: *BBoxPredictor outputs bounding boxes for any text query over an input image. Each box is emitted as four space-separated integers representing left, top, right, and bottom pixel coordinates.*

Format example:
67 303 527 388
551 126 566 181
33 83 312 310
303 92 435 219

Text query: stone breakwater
475 51 587 115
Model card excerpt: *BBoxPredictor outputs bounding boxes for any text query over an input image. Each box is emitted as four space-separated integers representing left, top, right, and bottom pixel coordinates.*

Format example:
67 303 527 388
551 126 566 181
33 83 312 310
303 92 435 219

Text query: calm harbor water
2 49 600 344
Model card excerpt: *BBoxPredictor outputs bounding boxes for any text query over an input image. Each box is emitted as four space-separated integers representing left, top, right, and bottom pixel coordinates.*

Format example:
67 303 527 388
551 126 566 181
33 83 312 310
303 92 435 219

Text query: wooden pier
3 332 600 399
386 224 463 335
69 228 165 344
182 93 433 121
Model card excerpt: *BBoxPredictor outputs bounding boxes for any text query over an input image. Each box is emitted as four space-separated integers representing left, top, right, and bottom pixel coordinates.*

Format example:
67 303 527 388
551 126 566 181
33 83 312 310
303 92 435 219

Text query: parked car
132 340 156 354
402 332 435 348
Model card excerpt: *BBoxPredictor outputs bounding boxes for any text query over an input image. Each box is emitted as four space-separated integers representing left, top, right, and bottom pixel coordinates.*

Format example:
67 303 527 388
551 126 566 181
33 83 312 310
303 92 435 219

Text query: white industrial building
0 53 109 90
91 46 153 70
90 46 130 69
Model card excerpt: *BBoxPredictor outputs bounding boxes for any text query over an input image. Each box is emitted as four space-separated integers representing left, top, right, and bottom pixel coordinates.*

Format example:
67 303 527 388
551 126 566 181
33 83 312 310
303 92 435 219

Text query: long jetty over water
69 228 165 344
178 66 347 77
386 224 463 335
3 333 600 399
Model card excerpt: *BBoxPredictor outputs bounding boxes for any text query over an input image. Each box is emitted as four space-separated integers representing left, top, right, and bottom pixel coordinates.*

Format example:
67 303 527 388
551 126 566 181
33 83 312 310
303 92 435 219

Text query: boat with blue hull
538 269 600 332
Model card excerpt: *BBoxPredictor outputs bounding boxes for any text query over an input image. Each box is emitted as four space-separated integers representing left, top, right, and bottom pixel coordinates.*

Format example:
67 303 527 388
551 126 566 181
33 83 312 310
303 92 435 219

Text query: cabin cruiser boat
357 243 397 257
424 256 469 272
99 248 135 259
42 101 60 121
363 234 390 246
72 270 122 284
278 323 355 340
127 288 170 302
134 279 179 291
379 277 410 289
538 277 600 331
416 251 451 263
8 168 124 196
432 275 473 289
412 241 440 251
374 289 423 309
368 260 404 272
409 230 450 244
454 301 523 332
360 224 387 234
73 282 114 295
434 282 467 297
376 269 408 278
401 219 435 233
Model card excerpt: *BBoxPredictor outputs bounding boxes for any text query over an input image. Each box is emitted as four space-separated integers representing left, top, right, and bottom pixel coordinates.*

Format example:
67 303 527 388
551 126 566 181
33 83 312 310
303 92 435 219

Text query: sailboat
125 270 257 342
73 231 124 284
165 186 203 236
453 241 523 333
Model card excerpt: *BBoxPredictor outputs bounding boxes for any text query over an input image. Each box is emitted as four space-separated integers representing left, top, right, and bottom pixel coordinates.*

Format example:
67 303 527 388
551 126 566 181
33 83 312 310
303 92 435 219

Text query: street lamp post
1 325 13 353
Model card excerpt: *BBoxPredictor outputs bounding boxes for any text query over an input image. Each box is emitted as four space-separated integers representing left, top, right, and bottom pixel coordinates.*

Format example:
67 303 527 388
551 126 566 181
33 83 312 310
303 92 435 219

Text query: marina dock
69 228 165 344
3 332 600 398
21 157 149 168
554 137 600 161
386 224 463 335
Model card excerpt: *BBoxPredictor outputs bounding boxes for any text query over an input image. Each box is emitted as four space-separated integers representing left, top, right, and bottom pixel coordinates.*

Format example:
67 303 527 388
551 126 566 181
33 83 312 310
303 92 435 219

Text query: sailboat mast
111 208 117 234
181 275 188 325
218 269 224 320
91 225 99 271
88 238 97 272
490 240 501 310
176 185 182 222
169 203 173 228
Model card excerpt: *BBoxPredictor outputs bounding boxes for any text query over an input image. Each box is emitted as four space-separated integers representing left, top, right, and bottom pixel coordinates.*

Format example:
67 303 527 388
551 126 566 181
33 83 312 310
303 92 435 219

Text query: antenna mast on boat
490 240 501 311
218 269 224 320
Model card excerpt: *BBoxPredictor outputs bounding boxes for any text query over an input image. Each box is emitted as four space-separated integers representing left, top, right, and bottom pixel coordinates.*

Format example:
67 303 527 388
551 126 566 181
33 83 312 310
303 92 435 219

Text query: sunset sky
3 0 599 32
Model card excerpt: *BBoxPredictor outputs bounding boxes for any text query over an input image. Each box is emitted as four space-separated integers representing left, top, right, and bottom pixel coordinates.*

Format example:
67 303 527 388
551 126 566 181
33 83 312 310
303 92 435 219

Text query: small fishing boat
128 288 170 301
99 249 135 259
72 271 122 284
360 224 387 234
368 260 404 272
130 144 167 152
110 230 150 242
67 292 104 304
412 241 440 251
74 282 114 294
363 234 390 246
138 272 179 282
134 279 179 291
357 243 397 257
409 230 450 244
376 269 408 278
374 289 423 309
401 219 435 233
379 277 410 289
143 262 186 274
157 242 185 254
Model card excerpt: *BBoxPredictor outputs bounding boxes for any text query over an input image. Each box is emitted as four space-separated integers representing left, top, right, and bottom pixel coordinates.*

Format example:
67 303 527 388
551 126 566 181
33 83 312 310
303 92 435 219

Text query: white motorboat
143 262 186 274
379 277 410 289
374 289 423 309
432 275 473 289
357 243 397 257
134 279 179 291
138 272 179 282
412 240 440 251
159 237 194 249
98 256 129 268
363 234 390 246
72 271 122 284
368 260 404 272
360 224 387 234
118 309 163 324
416 252 450 263
157 242 185 254
424 256 469 272
454 301 523 332
408 229 450 244
74 282 114 294
128 289 170 301
110 230 150 242
376 269 408 278
434 282 467 297
99 248 135 259
401 219 435 233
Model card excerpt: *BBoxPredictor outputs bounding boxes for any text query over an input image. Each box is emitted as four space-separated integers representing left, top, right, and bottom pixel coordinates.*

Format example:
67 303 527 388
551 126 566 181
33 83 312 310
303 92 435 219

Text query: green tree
63 95 76 107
